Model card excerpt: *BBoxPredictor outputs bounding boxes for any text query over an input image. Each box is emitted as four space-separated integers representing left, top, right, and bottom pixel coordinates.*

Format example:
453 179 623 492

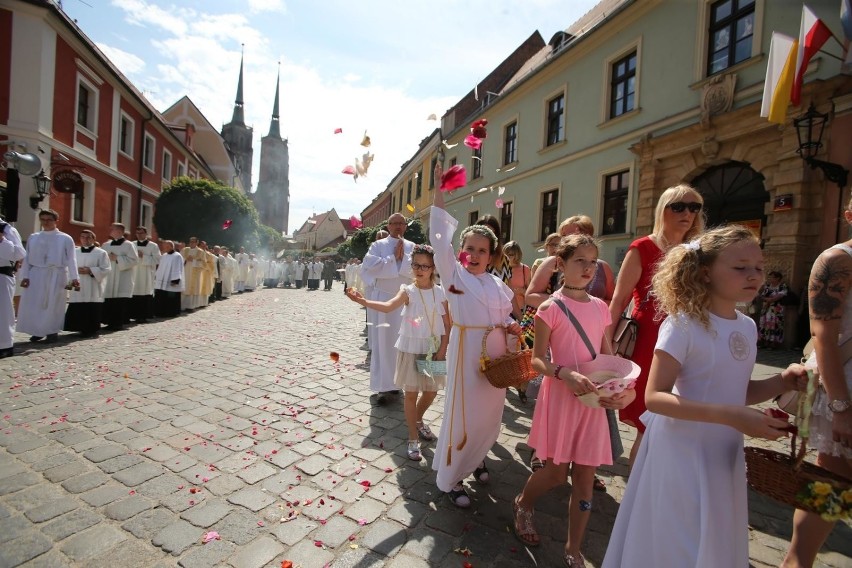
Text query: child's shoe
407 440 422 461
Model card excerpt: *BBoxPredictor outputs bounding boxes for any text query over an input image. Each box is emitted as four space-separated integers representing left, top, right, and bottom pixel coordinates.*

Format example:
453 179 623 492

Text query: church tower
253 67 290 234
221 52 253 193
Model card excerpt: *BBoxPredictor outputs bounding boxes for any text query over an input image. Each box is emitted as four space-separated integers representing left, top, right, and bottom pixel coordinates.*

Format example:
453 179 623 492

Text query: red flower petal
349 216 363 229
329 352 340 363
463 135 482 150
222 219 233 230
334 128 343 134
440 165 467 192
447 284 464 295
471 118 488 139
458 251 470 268
342 165 356 175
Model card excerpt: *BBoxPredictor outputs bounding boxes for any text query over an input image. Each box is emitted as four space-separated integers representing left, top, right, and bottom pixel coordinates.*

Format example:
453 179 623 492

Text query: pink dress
527 290 613 466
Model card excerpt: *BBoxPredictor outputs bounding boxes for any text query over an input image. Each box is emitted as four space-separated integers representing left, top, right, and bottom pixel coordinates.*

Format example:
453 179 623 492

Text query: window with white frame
500 201 513 243
504 121 517 165
610 51 637 118
140 201 153 229
707 0 755 75
601 170 630 235
471 148 482 179
71 177 95 224
76 77 98 132
177 162 185 177
546 94 565 146
115 190 132 228
540 189 559 241
119 113 134 157
143 134 155 172
162 150 172 181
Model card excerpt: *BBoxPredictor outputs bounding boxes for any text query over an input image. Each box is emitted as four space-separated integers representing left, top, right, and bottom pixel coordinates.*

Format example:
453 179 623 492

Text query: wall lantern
794 103 848 189
30 169 51 209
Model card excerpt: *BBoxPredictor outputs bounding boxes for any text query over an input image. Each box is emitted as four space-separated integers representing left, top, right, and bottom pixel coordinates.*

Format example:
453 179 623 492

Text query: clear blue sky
60 0 600 232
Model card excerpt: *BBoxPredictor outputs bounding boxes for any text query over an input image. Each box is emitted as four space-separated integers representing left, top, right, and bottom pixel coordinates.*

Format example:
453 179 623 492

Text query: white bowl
576 355 640 408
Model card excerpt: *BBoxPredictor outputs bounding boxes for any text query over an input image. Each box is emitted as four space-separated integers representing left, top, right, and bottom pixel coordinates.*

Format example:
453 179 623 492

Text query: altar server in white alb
64 230 110 337
130 226 160 322
360 214 415 402
235 247 249 292
17 209 78 343
102 223 138 330
220 247 235 297
0 217 26 357
154 240 184 317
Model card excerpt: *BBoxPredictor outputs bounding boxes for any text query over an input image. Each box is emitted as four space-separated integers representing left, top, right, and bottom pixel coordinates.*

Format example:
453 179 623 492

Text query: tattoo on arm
809 254 852 321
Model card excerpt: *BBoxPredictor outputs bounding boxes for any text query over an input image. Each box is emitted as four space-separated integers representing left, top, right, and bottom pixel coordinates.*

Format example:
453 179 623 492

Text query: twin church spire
229 51 281 140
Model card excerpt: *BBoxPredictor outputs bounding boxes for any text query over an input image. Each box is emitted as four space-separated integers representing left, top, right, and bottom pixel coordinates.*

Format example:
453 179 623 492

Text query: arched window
691 161 768 231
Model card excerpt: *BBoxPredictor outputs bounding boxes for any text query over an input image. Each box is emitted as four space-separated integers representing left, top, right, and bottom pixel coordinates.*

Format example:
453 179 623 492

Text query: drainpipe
137 112 153 228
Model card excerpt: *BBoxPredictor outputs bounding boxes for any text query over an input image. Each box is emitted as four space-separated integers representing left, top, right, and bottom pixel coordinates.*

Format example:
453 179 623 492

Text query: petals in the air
440 165 466 192
458 251 470 268
349 216 363 229
334 128 343 134
406 204 415 213
442 140 458 149
463 135 482 150
222 219 233 230
361 131 371 147
495 199 504 208
342 165 356 175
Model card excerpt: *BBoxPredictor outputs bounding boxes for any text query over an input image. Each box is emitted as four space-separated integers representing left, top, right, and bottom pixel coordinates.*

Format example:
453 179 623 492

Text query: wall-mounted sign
774 194 793 211
52 169 84 194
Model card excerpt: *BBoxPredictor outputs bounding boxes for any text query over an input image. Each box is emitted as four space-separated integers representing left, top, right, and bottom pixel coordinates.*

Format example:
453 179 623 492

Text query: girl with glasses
346 244 449 462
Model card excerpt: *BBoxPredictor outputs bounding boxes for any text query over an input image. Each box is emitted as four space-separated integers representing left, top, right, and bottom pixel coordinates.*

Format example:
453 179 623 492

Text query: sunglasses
667 202 703 214
411 263 434 271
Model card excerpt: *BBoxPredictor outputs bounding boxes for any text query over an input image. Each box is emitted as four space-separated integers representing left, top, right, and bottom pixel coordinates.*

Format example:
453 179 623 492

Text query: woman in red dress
608 184 705 467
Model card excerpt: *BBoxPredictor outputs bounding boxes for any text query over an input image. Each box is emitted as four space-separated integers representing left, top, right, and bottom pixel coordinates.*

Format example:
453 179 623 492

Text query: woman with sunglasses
607 184 705 468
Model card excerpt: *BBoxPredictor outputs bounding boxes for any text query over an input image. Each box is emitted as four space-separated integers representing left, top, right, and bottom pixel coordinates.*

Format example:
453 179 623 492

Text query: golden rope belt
446 322 490 466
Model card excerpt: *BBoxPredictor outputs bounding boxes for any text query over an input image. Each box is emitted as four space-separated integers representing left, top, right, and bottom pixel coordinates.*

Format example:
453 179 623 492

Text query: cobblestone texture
0 286 848 567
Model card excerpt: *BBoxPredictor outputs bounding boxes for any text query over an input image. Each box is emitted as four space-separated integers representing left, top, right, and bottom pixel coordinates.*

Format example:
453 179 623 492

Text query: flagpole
818 49 846 62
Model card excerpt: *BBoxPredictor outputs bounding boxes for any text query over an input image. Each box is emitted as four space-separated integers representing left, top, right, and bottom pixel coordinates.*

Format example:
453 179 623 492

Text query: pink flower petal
440 165 467 192
222 220 232 230
458 251 470 268
334 128 343 134
349 216 363 229
203 531 221 544
495 199 504 208
463 135 482 150
342 165 356 175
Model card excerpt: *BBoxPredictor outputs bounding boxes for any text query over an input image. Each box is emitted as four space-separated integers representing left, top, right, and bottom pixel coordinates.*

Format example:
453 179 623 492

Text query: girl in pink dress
512 234 636 567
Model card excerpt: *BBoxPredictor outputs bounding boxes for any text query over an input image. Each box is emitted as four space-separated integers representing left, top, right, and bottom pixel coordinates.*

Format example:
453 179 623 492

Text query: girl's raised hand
731 406 789 440
780 363 809 392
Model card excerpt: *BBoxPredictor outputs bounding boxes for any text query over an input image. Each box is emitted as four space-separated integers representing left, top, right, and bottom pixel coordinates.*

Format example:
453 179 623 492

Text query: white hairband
683 240 701 251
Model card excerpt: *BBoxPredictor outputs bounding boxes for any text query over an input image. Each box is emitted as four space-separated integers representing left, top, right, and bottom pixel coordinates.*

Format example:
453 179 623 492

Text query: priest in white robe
360 215 415 401
220 248 235 297
245 254 258 291
0 218 26 357
130 226 160 322
17 209 78 342
154 240 184 317
64 230 111 337
293 259 304 289
181 237 206 309
235 247 249 292
102 223 138 330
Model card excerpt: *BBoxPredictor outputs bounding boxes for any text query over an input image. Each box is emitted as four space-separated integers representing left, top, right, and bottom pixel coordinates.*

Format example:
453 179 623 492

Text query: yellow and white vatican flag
760 32 798 125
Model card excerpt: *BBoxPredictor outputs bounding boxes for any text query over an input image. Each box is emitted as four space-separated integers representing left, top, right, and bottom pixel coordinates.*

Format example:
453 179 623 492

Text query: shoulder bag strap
552 298 596 359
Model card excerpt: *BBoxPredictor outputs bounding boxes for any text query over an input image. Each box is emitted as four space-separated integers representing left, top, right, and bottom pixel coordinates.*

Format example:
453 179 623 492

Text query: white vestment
308 262 323 280
360 235 415 392
429 207 514 492
0 223 26 349
155 251 185 292
17 229 77 337
69 247 110 303
221 255 236 296
133 240 160 296
103 239 139 298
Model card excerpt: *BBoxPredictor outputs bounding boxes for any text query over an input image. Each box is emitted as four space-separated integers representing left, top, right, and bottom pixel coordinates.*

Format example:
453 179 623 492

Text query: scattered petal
440 165 467 192
434 233 441 239
495 199 504 208
334 128 343 134
257 521 265 527
458 251 470 268
202 531 221 544
447 284 464 295
427 113 437 121
360 131 371 147
498 186 506 196
406 204 415 213
329 352 340 363
476 187 489 193
349 216 363 229
358 518 368 526
341 165 356 176
282 562 293 568
463 134 482 150
442 140 458 149
471 118 488 139
221 219 233 230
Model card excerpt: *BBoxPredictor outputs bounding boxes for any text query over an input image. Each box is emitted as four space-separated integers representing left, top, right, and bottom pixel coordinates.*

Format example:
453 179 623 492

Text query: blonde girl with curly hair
602 225 808 568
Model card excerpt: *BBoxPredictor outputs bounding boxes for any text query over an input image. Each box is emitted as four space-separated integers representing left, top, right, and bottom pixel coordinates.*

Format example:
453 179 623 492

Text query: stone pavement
0 285 849 568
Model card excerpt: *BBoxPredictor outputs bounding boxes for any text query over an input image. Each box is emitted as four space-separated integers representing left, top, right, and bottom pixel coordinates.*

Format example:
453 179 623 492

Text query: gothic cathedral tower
253 69 290 235
221 53 253 193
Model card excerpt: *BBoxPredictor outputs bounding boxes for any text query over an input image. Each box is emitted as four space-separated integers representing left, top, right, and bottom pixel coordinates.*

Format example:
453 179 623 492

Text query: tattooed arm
808 247 852 446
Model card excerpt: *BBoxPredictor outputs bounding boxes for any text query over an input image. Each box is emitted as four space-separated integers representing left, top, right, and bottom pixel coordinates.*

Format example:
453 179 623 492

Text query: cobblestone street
0 285 849 568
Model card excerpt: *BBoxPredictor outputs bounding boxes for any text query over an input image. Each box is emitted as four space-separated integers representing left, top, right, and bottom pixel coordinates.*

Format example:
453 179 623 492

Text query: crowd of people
0 209 355 356
343 166 850 568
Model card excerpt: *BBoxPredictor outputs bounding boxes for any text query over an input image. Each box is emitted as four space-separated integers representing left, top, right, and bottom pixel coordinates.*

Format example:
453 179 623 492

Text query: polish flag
791 5 834 105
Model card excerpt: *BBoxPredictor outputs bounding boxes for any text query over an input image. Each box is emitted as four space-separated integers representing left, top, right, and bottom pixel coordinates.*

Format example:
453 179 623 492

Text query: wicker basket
479 325 538 389
415 359 447 377
745 436 851 514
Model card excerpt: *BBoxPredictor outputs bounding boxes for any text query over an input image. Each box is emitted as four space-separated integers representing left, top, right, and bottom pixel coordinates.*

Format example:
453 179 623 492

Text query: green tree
154 177 265 250
343 218 426 259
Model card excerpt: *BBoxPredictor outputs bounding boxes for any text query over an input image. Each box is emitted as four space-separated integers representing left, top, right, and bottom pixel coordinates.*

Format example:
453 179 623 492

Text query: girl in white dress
430 165 522 508
346 245 450 462
602 225 807 568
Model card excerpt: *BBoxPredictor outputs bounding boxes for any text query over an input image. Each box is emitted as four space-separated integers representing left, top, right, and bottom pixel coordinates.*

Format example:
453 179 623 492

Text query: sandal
448 484 470 508
407 440 422 462
563 552 586 567
593 476 606 492
517 387 528 404
512 495 540 547
416 421 436 441
473 463 489 485
530 452 544 472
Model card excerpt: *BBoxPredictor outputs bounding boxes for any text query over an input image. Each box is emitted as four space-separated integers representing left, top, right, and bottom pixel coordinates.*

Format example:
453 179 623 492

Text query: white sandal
407 440 422 461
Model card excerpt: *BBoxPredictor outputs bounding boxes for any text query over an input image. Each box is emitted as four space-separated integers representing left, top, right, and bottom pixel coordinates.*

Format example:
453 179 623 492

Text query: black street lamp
30 169 51 209
794 103 849 189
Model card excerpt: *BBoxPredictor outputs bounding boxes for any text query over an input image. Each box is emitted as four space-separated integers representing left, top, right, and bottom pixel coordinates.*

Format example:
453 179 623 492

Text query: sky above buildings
60 0 600 233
